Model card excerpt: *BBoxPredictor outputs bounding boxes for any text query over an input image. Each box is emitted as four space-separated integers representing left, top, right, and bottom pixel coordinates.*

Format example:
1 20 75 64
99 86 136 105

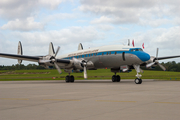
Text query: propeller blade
54 46 60 57
54 62 62 74
158 63 166 71
84 66 87 79
140 68 144 73
156 48 159 59
146 62 155 68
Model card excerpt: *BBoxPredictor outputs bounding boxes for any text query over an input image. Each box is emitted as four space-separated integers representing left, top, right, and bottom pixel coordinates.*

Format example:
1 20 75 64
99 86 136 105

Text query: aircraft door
122 52 125 61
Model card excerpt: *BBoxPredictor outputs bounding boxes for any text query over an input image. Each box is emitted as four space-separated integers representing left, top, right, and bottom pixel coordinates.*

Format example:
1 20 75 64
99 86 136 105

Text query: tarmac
0 79 180 120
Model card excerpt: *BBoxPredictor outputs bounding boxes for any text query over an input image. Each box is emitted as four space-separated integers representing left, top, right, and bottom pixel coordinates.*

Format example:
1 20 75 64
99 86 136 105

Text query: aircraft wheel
116 75 121 82
70 75 74 82
112 75 116 82
65 76 70 83
134 78 142 84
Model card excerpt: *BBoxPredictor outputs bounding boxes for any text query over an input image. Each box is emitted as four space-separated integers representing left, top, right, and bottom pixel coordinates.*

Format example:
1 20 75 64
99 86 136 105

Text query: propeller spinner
39 46 62 74
146 48 166 71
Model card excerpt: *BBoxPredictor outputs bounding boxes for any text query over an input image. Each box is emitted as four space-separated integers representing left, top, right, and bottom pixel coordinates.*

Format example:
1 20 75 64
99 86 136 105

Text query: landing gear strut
133 65 143 84
65 75 74 83
112 73 121 82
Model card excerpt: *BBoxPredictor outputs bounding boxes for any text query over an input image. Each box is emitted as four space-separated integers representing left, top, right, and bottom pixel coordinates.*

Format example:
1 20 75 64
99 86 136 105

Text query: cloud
44 13 76 23
91 16 138 24
131 26 180 59
0 0 65 20
79 0 180 26
11 26 103 45
1 17 44 31
96 24 114 31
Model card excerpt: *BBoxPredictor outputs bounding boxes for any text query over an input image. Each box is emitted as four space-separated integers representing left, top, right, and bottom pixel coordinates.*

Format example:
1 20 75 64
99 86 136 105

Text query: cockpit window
130 48 143 52
139 48 143 51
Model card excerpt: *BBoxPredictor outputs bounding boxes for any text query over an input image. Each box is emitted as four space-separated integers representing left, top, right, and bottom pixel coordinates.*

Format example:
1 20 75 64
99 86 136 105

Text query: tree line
141 61 180 72
0 61 180 72
0 64 46 70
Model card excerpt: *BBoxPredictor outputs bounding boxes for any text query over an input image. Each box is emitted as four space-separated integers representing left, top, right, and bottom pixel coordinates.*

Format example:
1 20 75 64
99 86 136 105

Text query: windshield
130 48 143 52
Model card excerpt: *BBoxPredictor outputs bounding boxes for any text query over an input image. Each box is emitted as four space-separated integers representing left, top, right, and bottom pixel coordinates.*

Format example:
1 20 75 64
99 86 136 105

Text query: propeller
146 48 166 71
81 57 95 79
39 46 62 74
83 62 87 79
81 60 88 79
51 46 62 74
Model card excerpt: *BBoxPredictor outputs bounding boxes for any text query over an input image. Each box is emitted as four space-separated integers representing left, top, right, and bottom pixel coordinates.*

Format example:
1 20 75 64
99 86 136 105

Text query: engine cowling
73 58 85 69
72 58 94 70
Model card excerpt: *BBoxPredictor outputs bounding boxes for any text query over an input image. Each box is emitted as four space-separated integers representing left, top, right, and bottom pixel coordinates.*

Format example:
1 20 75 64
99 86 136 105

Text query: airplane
0 41 180 84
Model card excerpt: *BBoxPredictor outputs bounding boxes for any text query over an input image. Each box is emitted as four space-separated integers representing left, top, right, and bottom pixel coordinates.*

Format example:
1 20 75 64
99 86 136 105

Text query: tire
134 78 142 84
65 76 69 83
116 75 120 82
112 75 116 82
70 75 74 82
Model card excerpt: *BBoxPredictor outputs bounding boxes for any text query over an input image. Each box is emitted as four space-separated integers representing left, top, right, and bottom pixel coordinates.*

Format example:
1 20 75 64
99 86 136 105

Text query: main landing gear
65 75 74 83
112 73 121 82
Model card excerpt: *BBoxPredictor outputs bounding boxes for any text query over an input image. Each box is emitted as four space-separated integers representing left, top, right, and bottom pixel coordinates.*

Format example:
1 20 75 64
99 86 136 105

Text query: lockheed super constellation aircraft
0 41 180 84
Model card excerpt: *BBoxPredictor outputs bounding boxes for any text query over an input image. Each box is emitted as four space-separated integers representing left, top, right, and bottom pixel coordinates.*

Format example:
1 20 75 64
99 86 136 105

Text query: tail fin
49 42 55 56
17 41 23 64
78 43 83 50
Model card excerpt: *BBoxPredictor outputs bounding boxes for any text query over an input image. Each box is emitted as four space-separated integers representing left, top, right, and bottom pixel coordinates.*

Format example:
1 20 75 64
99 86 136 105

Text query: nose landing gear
133 65 143 84
134 78 142 84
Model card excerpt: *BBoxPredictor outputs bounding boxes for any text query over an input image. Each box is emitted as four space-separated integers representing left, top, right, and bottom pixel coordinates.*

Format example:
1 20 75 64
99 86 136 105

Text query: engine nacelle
72 58 94 69
73 58 85 69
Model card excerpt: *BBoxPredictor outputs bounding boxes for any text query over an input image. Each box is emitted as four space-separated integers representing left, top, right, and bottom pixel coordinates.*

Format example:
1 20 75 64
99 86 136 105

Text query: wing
155 55 180 60
0 53 40 62
0 53 70 64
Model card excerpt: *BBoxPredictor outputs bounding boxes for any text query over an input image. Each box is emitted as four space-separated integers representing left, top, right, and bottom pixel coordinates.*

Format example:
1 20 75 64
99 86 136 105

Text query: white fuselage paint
57 45 144 69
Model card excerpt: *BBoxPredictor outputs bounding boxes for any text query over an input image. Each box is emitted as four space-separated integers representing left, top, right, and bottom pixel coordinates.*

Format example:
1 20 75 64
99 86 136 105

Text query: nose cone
137 52 150 62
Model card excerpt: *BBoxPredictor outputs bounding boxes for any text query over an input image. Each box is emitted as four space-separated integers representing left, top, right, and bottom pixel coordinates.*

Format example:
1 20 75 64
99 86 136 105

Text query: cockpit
130 48 143 52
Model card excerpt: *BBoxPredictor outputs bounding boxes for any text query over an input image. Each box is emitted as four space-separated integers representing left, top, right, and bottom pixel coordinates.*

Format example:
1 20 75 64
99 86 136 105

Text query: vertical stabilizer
128 39 130 46
17 41 23 64
49 42 55 56
78 43 83 50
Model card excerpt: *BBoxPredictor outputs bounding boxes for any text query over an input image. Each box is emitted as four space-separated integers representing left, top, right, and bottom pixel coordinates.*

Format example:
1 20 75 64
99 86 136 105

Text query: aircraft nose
142 52 150 62
137 52 150 62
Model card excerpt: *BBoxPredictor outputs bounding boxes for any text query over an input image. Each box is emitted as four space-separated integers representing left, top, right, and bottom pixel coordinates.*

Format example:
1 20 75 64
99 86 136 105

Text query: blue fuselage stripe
62 48 150 62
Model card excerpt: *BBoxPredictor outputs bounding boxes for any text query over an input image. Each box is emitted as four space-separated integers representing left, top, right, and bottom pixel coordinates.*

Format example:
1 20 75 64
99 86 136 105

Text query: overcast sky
0 0 180 65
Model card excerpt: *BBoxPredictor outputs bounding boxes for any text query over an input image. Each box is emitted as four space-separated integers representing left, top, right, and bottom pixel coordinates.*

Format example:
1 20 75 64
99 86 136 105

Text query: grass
0 69 180 81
